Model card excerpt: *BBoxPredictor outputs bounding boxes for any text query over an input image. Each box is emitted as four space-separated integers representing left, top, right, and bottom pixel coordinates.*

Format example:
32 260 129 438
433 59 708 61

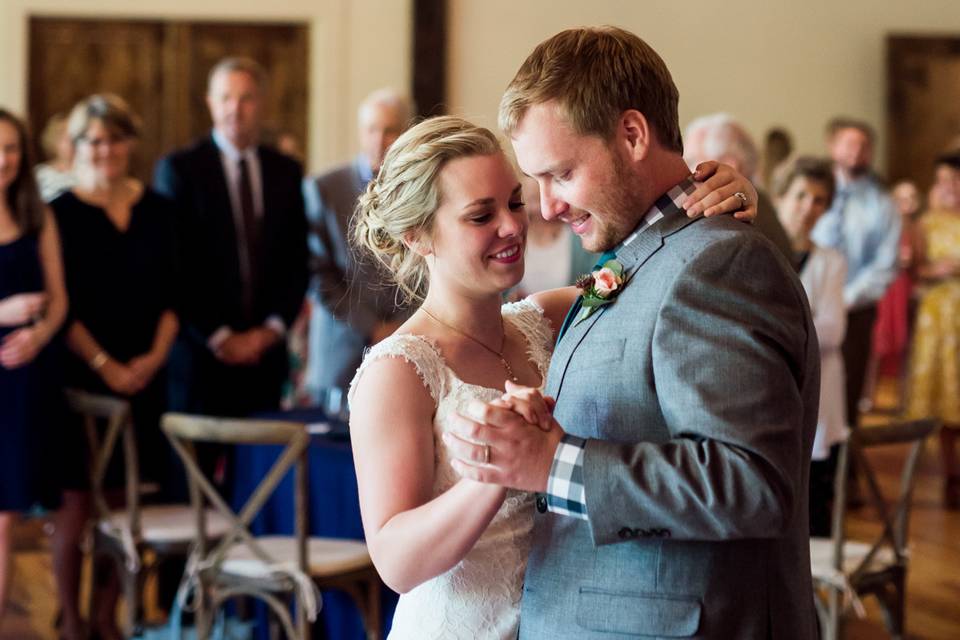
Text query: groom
448 27 820 639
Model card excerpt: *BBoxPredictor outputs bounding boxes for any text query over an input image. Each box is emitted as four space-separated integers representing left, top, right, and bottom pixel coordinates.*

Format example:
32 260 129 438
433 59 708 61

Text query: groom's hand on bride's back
444 394 565 493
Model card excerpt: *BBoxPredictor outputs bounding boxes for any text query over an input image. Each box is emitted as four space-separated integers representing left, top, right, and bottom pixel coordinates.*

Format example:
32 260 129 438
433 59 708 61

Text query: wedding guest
51 94 178 640
347 113 755 638
154 57 307 421
904 151 960 509
868 180 921 391
683 112 796 265
761 126 793 191
812 118 900 430
0 108 67 627
34 112 76 202
303 88 411 403
773 156 846 536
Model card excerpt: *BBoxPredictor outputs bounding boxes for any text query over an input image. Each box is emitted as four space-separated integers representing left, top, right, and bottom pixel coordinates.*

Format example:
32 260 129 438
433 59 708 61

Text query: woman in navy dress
0 108 68 626
51 94 178 640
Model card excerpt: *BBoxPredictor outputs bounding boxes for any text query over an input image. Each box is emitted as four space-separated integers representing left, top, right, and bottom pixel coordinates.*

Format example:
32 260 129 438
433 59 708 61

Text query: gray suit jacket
520 211 820 639
304 160 404 393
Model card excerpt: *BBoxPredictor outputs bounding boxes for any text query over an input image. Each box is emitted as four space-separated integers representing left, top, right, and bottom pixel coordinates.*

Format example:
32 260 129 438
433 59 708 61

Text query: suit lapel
201 137 234 225
546 209 699 400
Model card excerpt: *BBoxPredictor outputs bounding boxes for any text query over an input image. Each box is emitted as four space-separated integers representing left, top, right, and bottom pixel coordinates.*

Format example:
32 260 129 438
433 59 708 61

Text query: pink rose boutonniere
574 259 625 325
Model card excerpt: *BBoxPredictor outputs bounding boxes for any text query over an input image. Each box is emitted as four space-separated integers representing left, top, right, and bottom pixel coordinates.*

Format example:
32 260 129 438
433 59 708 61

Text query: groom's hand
445 398 565 492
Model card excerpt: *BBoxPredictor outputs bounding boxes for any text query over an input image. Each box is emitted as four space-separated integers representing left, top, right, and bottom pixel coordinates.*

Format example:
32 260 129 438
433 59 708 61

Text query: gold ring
483 444 490 464
734 191 749 207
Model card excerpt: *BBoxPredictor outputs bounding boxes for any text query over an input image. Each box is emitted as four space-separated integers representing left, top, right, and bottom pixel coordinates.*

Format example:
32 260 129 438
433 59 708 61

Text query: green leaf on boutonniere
581 296 615 309
603 260 624 277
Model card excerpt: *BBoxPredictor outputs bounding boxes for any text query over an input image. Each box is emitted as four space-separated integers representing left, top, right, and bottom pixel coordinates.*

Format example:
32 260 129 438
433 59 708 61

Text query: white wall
447 0 960 173
5 1 960 173
0 0 412 173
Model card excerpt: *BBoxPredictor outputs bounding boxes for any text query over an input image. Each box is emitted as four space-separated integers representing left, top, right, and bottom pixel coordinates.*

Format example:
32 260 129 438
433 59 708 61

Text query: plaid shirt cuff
546 434 588 520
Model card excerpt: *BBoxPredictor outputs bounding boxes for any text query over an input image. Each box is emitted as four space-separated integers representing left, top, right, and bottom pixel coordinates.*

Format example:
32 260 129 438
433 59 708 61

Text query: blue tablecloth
232 409 397 639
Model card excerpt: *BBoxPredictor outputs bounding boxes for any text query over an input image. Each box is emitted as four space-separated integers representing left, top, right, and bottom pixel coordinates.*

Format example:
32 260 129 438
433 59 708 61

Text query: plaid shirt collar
615 176 697 253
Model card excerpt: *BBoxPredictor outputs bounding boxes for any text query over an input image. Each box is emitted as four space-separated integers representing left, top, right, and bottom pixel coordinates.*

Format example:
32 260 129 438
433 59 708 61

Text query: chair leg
195 585 213 640
122 565 141 638
335 577 381 640
826 586 841 640
366 574 381 640
878 571 906 640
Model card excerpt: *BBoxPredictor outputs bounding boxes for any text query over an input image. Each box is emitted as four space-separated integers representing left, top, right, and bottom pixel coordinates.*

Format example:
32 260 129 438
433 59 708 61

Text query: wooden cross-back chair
162 413 381 640
64 389 232 637
810 418 938 640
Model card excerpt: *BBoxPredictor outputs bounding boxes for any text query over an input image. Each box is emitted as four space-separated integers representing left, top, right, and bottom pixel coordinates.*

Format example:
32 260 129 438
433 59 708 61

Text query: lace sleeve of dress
502 298 555 377
347 334 448 411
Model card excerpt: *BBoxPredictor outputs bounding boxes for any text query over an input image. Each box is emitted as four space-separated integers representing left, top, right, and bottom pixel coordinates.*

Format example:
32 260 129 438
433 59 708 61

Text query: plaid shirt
545 178 697 519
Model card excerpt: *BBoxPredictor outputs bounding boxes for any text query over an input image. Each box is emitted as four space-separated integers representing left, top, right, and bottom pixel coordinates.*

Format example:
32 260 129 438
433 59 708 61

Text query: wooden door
29 18 165 181
163 21 309 153
887 36 960 193
28 17 309 182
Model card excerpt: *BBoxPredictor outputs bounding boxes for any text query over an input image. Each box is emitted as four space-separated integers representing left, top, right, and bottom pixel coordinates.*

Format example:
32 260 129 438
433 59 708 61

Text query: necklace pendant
500 357 519 383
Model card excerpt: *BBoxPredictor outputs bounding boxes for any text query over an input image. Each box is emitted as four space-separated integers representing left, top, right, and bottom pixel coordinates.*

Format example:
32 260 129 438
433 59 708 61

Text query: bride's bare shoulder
350 349 435 430
528 287 580 337
350 333 443 418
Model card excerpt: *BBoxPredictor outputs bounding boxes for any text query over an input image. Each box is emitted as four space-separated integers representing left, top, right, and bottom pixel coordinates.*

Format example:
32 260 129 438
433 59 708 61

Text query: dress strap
502 298 555 379
347 334 448 410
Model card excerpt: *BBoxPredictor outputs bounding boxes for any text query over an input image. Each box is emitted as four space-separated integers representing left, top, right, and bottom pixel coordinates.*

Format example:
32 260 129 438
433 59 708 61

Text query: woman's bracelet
89 351 108 371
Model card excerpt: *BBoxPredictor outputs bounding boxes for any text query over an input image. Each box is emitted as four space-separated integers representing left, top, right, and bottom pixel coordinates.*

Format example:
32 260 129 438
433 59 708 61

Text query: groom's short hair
498 26 683 154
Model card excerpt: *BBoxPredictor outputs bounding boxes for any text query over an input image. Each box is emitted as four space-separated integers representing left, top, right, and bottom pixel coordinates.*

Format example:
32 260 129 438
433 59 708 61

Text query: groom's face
511 101 640 253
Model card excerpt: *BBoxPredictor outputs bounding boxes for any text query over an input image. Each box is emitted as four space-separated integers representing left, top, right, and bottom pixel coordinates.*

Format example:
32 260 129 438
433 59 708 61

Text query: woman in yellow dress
906 151 960 508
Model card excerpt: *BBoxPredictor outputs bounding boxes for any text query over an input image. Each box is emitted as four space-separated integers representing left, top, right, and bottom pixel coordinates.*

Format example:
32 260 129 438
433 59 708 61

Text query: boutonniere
574 260 625 325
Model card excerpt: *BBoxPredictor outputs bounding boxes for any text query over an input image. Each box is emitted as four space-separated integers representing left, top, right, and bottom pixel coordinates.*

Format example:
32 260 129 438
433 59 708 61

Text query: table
232 409 397 639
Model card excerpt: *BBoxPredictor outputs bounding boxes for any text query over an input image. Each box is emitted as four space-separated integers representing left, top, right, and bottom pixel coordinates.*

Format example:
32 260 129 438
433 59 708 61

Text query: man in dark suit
303 88 412 402
154 57 308 418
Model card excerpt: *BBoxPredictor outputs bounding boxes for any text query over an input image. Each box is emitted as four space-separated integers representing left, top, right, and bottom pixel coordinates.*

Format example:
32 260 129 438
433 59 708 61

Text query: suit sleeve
581 235 817 545
304 178 386 338
153 154 224 342
272 159 309 327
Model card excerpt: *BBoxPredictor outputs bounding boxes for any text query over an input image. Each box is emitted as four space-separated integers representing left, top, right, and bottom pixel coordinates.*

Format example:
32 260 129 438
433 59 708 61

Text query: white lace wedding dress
348 299 554 640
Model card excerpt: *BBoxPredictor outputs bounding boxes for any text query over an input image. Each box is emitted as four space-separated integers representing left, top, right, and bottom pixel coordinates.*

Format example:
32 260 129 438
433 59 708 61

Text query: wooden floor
2 377 958 639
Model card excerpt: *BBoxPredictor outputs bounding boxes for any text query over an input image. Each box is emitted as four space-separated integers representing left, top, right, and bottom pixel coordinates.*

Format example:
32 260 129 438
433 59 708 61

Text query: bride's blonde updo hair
353 115 502 305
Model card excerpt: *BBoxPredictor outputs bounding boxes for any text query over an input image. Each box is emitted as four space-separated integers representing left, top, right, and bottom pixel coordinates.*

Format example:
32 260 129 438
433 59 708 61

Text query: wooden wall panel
887 36 960 192
28 16 309 181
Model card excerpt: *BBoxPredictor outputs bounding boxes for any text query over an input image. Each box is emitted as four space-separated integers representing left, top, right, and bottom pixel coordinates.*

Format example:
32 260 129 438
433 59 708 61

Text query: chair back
828 418 938 579
64 389 141 537
161 413 311 577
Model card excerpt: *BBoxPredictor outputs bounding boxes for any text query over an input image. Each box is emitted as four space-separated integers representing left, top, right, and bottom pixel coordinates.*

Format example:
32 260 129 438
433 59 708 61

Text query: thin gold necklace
421 308 519 383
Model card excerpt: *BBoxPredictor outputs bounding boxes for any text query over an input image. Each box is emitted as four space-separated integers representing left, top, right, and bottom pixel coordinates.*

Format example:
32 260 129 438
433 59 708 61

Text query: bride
347 116 754 639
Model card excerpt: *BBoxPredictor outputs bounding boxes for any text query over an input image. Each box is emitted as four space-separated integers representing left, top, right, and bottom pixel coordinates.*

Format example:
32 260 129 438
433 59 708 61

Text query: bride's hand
683 161 758 222
492 381 556 432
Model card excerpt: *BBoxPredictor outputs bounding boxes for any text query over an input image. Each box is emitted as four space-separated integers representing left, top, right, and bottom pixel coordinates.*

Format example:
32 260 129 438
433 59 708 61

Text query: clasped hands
215 327 280 365
0 292 48 369
444 381 565 493
100 350 164 396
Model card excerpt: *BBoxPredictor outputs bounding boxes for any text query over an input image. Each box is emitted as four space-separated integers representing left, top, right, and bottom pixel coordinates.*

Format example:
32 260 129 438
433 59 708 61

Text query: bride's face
422 152 527 298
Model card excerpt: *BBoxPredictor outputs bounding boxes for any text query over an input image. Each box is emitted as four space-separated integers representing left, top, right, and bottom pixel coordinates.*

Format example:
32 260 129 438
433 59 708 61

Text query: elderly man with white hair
684 113 796 265
303 88 414 403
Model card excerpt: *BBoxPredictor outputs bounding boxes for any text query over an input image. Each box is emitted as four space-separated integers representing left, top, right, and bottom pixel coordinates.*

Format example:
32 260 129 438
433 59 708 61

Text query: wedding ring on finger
483 444 490 465
733 191 749 208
